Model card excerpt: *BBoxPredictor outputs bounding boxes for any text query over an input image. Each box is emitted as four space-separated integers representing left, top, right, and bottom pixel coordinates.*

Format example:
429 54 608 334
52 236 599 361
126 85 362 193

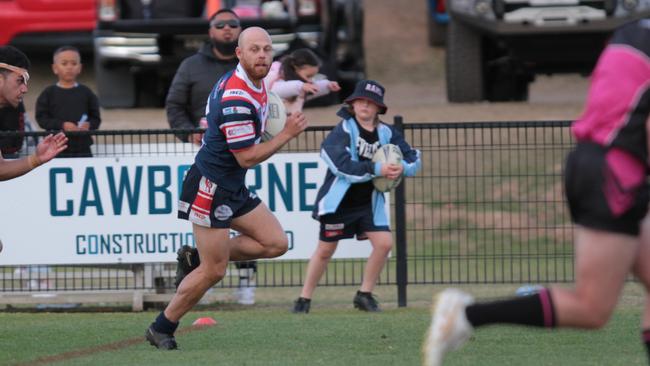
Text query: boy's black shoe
292 297 311 313
353 291 381 312
175 245 200 289
145 324 178 350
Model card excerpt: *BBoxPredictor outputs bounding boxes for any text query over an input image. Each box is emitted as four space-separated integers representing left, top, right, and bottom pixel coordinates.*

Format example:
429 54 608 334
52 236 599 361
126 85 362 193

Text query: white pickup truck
445 0 650 102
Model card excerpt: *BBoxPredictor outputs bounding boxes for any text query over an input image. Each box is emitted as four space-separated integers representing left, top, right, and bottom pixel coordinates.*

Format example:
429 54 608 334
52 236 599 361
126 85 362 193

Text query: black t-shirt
338 120 380 210
0 102 25 155
35 84 101 155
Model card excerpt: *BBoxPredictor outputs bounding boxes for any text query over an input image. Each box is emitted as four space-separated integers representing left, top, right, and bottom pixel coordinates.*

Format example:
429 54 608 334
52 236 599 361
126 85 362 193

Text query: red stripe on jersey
223 72 267 107
192 181 215 214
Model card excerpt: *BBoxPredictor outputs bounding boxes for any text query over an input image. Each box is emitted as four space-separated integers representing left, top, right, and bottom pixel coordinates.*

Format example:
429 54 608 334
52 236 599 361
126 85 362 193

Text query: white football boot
422 289 475 366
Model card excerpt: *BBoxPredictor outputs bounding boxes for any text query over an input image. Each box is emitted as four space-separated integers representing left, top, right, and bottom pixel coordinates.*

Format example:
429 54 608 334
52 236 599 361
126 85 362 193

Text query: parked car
445 0 650 103
427 0 449 46
0 0 96 53
94 0 364 108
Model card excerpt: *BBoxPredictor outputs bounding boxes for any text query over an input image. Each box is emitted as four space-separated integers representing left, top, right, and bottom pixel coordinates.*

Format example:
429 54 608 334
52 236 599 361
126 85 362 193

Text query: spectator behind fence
35 46 100 158
0 45 68 181
166 8 240 145
166 9 258 305
292 80 421 314
264 48 340 114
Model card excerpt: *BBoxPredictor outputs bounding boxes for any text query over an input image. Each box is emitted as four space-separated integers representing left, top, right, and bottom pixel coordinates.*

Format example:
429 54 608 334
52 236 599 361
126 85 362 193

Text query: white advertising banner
0 151 386 265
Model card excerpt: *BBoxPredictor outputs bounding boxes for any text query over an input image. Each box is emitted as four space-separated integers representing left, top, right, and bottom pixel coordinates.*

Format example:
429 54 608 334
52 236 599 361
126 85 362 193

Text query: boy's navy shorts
178 165 261 229
318 205 390 242
564 142 649 236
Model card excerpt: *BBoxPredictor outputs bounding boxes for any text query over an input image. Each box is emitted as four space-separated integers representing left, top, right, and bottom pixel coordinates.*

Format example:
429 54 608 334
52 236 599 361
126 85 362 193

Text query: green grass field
2 284 648 366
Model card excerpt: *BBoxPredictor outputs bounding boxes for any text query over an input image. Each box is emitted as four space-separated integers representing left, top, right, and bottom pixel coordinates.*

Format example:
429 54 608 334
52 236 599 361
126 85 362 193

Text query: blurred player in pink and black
145 27 308 350
423 19 650 366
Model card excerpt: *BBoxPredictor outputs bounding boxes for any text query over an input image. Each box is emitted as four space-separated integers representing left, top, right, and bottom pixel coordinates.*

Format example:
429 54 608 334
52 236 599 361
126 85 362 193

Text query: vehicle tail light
436 0 447 13
98 0 119 22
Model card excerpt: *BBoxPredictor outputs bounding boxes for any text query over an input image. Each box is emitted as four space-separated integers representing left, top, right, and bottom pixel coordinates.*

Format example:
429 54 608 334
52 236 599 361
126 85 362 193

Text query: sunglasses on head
212 19 241 29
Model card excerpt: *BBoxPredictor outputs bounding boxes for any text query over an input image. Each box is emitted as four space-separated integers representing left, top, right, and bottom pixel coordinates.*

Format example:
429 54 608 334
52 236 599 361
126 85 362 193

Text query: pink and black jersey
572 19 650 164
195 63 269 191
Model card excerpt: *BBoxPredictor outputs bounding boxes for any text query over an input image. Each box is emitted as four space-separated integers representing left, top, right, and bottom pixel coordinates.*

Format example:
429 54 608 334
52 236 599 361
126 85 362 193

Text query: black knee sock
465 288 556 328
152 311 179 335
642 329 650 363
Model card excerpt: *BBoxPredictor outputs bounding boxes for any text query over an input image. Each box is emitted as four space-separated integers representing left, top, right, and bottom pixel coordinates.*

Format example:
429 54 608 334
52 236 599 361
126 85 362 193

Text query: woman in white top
265 48 341 114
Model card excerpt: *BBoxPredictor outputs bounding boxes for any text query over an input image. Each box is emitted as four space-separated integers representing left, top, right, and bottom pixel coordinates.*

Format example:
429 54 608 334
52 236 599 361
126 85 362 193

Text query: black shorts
318 205 390 242
178 165 261 228
564 142 649 236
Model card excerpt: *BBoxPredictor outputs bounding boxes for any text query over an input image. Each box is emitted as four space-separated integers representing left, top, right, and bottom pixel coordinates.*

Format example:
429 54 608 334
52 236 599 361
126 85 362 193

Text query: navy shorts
178 165 261 228
318 205 390 242
564 143 649 236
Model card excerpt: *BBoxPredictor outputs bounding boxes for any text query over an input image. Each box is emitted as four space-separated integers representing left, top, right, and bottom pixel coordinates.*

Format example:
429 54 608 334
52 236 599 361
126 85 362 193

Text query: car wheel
446 20 484 103
94 58 136 108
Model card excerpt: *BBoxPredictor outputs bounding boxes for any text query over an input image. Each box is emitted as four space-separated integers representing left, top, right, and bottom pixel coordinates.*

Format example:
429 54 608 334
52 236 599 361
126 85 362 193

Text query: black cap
344 79 387 114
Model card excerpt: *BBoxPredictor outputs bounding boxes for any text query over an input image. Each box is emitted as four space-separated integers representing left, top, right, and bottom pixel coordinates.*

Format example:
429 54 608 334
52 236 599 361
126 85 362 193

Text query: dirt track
20 0 589 130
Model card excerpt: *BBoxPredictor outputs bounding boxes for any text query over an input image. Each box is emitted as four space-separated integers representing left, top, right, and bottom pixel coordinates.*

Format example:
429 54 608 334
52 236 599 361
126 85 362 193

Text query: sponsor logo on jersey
325 223 345 230
324 229 343 238
214 204 233 221
222 88 262 110
223 106 252 115
224 89 246 97
357 138 380 160
223 121 255 143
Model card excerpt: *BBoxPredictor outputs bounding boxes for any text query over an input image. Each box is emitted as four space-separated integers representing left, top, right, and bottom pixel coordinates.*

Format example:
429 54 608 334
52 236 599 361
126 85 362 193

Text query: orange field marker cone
193 317 217 326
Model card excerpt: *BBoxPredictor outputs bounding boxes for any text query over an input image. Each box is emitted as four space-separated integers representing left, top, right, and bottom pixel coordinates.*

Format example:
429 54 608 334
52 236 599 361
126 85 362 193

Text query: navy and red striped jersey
195 63 268 192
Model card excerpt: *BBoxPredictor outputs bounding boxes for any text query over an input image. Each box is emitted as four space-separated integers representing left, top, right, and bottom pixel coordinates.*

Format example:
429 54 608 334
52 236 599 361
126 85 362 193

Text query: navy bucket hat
344 79 387 114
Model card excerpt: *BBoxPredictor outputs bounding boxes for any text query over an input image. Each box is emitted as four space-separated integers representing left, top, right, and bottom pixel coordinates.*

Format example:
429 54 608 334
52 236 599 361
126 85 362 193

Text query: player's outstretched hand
36 132 68 164
283 112 308 138
380 163 403 180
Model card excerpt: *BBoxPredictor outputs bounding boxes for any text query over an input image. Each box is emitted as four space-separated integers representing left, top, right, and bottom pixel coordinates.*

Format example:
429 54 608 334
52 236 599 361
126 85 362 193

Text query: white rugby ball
263 91 287 141
372 144 403 192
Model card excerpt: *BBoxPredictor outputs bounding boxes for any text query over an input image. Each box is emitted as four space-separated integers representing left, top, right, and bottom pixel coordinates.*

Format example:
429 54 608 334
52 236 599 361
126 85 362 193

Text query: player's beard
212 39 237 57
241 60 270 81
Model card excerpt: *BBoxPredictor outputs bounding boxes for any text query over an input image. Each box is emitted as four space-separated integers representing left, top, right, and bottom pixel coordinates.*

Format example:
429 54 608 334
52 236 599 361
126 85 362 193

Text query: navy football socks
153 311 179 335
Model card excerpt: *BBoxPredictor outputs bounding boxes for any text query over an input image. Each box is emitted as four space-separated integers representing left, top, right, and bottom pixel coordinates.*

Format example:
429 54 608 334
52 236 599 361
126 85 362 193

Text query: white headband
0 62 30 84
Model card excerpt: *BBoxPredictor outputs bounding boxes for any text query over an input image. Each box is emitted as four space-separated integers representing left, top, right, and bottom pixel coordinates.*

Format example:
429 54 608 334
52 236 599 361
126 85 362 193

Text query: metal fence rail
399 120 574 288
0 120 576 299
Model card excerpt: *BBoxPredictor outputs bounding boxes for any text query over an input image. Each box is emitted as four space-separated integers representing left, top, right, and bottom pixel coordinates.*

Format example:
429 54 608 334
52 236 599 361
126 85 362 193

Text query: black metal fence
0 119 575 301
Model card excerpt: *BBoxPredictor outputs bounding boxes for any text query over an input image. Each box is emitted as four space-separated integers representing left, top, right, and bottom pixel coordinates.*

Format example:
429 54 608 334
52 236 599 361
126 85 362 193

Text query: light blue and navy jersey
312 108 422 227
195 64 268 192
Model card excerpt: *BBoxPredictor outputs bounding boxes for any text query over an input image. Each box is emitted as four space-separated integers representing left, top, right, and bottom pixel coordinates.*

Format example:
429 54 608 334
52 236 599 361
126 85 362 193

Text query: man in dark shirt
166 8 241 145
